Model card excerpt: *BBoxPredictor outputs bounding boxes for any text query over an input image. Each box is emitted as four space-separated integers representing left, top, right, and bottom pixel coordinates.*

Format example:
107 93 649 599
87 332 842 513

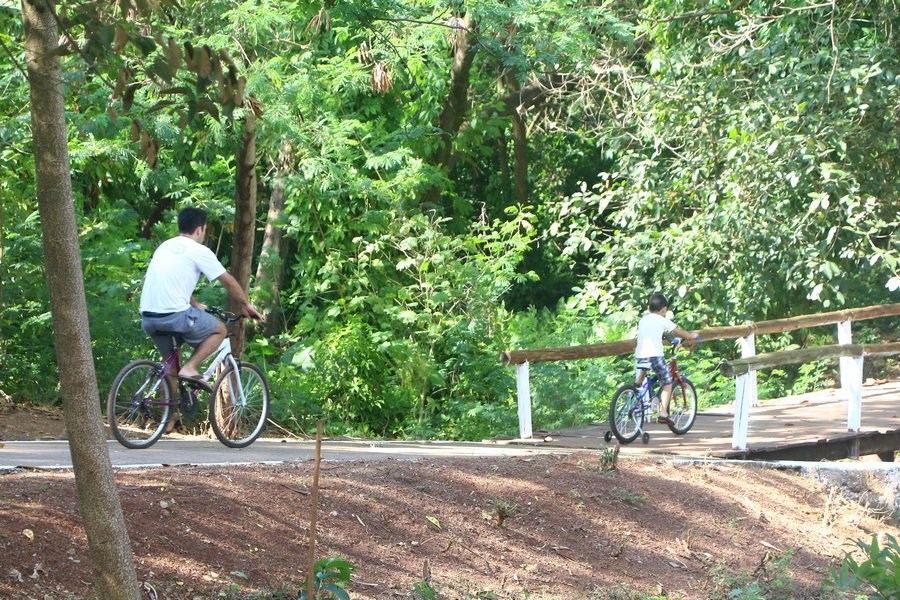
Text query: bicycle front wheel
609 385 644 444
107 360 172 449
209 362 270 448
667 377 698 435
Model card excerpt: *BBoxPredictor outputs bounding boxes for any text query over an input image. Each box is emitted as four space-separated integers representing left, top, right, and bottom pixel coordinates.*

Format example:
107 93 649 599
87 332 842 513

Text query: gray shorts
635 356 673 386
141 306 220 357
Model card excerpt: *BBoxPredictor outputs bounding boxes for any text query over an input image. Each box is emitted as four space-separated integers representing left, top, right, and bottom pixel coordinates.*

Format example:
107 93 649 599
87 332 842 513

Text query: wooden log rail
500 303 900 365
720 342 900 377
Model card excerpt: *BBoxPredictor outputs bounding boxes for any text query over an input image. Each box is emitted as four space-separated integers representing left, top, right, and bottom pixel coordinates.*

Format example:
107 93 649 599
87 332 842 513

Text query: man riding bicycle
139 207 262 394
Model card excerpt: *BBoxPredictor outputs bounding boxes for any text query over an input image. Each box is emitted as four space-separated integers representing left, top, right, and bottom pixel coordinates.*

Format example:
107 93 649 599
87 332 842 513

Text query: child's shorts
635 356 672 386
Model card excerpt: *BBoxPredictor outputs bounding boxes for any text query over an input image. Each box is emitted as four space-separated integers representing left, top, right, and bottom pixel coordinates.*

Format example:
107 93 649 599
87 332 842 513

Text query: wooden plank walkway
504 379 900 460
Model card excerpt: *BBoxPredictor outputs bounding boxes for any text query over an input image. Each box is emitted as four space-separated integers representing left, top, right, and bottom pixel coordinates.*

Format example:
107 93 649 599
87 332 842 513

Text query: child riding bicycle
635 292 700 425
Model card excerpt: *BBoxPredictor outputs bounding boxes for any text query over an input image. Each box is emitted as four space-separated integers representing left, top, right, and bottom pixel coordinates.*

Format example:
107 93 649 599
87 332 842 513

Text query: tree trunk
0 184 5 317
21 0 140 597
255 140 290 336
422 14 476 207
497 129 510 203
504 72 529 205
230 110 258 356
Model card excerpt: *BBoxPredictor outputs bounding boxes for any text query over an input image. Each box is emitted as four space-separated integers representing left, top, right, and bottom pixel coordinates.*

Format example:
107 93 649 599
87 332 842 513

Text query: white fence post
732 334 756 450
732 372 752 450
740 334 758 408
516 361 533 440
838 320 863 432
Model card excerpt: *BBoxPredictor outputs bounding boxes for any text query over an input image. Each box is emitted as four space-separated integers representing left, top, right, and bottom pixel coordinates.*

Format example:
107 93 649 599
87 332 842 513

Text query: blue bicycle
605 339 698 445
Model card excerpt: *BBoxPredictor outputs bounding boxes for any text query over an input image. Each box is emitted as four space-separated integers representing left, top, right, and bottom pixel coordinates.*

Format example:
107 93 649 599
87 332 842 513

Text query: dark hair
648 292 668 313
178 208 207 234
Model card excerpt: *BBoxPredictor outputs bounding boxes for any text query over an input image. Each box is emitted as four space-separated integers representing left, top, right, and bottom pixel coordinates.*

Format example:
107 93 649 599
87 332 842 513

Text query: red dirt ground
1 403 896 599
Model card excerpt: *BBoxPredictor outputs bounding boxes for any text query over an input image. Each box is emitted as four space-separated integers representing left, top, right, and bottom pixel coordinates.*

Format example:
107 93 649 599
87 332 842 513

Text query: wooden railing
501 304 900 365
719 342 900 377
500 303 900 449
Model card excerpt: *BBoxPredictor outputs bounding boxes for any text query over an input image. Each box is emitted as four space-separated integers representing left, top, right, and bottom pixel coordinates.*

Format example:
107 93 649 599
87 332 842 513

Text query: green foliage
550 0 900 321
709 549 801 600
409 579 438 600
297 556 354 600
278 319 418 438
830 534 900 599
4 0 897 444
597 445 620 472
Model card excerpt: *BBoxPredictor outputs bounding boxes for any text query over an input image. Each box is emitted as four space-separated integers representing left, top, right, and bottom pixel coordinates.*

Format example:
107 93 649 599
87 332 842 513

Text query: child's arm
672 326 701 345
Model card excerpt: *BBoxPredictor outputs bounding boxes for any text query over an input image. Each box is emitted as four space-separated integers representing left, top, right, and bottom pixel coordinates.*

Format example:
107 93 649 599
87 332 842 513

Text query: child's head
648 292 668 313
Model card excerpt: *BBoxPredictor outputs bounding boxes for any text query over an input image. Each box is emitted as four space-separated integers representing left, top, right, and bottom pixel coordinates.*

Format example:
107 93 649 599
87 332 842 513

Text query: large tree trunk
255 140 290 336
230 110 258 355
21 0 140 597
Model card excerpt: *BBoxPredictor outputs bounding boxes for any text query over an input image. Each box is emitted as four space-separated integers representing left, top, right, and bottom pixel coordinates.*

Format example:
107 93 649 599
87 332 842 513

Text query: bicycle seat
155 331 186 355
154 330 184 339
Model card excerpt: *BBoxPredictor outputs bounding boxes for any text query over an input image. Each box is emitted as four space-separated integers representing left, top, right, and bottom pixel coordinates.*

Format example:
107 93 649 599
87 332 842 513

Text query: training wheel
642 432 650 444
604 430 612 443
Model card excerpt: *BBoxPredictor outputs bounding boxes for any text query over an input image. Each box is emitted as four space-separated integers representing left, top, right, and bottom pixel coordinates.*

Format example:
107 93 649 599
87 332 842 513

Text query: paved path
0 438 582 471
4 380 898 469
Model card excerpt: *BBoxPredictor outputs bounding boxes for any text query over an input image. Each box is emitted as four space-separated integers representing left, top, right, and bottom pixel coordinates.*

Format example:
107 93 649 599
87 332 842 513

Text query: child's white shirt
635 312 677 359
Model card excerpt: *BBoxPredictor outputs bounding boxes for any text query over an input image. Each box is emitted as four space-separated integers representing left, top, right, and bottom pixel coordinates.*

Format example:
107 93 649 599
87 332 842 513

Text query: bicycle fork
203 352 247 409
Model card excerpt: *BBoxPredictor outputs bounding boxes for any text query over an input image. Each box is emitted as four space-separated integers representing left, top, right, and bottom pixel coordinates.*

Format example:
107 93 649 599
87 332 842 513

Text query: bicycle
107 307 270 449
605 338 699 445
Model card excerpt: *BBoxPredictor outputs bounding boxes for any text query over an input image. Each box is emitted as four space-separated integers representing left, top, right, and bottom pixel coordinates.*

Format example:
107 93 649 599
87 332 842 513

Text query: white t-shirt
139 236 226 313
634 312 677 359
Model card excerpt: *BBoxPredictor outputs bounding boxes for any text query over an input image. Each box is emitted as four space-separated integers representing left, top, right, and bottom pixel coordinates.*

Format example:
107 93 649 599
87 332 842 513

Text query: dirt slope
1 403 896 599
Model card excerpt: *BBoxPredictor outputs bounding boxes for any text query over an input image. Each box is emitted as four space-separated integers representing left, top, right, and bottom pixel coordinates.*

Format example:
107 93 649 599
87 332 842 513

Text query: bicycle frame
636 351 687 417
201 337 239 385
202 337 251 408
638 356 684 408
146 336 243 407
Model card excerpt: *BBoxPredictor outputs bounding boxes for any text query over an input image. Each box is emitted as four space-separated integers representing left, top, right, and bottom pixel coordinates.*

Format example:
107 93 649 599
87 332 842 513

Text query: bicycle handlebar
671 335 701 349
205 306 244 325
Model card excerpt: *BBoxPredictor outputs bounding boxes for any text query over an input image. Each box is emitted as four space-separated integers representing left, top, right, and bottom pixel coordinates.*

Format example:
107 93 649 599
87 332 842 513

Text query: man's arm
216 272 263 320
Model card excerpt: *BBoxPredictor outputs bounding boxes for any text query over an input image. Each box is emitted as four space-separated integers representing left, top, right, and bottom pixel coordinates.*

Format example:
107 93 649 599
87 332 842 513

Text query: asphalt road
0 438 584 470
5 381 898 470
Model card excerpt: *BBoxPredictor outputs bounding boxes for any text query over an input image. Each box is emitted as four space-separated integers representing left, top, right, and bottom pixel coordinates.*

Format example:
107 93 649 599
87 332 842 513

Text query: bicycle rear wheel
209 362 270 448
108 360 172 449
667 377 698 435
609 385 644 444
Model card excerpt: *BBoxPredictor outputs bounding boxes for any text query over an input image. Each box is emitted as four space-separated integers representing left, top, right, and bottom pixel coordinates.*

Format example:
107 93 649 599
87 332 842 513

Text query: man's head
178 208 208 235
648 292 669 313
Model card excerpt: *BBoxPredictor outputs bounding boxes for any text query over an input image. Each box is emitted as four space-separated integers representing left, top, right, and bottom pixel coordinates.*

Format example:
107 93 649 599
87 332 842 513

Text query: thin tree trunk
422 14 476 207
21 0 140 597
230 110 258 356
504 73 529 205
0 183 5 319
497 130 510 202
255 140 290 336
